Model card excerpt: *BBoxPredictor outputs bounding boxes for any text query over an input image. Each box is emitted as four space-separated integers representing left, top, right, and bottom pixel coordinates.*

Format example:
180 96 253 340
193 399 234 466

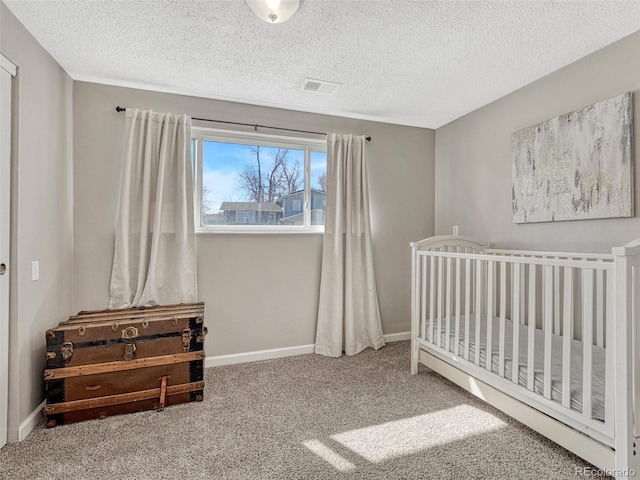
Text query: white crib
410 235 640 478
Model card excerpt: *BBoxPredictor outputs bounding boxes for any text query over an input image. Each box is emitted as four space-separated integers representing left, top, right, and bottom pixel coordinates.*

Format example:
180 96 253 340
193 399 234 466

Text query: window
192 128 327 233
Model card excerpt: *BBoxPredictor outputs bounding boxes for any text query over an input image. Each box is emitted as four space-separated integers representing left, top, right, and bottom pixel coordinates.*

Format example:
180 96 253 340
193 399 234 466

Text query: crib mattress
426 315 605 422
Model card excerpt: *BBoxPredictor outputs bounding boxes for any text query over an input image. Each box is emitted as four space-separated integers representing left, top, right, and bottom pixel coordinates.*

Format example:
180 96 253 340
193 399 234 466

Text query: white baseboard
205 332 410 368
383 331 410 342
205 344 316 368
18 399 45 441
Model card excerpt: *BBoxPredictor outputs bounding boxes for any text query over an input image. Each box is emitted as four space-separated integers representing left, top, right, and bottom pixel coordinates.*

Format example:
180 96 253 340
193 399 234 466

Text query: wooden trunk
44 302 205 427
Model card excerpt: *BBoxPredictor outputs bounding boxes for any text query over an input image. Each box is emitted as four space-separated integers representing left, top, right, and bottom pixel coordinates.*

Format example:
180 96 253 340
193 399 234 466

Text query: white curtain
109 109 197 309
315 134 385 357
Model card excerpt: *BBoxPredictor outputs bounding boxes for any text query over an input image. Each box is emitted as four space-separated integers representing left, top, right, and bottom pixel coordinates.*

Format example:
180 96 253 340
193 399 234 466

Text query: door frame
0 53 16 449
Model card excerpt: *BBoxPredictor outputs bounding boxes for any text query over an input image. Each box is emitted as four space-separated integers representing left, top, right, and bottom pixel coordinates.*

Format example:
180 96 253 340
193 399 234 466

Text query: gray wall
73 82 434 357
1 3 73 439
435 30 640 253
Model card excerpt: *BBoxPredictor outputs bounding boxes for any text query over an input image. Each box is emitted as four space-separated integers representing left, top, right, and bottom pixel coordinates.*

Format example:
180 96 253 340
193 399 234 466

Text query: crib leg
614 429 638 479
613 253 637 479
410 340 418 375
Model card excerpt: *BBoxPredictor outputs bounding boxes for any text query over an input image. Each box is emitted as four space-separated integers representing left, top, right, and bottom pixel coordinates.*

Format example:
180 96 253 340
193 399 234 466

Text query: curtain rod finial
116 106 126 113
366 136 372 142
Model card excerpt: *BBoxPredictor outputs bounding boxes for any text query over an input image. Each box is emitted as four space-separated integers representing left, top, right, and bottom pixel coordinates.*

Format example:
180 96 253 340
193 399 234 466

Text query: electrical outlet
453 225 459 236
31 261 39 281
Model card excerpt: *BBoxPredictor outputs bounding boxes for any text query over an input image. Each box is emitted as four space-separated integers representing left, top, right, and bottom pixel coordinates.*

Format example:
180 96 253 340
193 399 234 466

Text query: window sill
196 226 325 235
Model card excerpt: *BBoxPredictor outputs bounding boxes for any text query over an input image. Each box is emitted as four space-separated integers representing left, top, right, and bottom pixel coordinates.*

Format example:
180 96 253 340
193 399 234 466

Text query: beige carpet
0 341 604 479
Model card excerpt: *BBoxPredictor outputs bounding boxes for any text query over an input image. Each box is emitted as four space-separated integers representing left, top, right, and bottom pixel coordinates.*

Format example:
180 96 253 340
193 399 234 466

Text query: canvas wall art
512 92 633 224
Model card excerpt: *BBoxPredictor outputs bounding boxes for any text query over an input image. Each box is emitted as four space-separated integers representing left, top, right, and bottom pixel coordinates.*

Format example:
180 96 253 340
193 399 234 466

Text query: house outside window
235 209 256 224
192 128 327 233
276 189 326 226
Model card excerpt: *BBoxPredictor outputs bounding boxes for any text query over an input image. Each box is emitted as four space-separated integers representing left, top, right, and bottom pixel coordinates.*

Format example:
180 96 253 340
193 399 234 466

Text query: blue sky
200 140 326 211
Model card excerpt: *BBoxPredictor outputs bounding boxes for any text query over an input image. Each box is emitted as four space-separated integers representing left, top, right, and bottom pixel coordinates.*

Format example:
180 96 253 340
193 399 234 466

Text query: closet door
0 53 16 450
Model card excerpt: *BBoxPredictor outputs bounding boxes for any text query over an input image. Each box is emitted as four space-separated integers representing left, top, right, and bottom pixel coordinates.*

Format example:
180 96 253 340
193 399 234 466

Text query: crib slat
492 261 497 323
499 262 506 378
604 268 614 430
512 263 521 384
446 257 452 352
475 259 482 366
543 265 553 399
562 267 573 409
582 269 594 419
519 258 525 325
486 261 494 372
429 256 435 344
421 256 427 341
509 262 514 320
455 257 461 356
508 261 514 338
540 256 546 326
527 264 536 391
464 258 471 360
520 258 526 325
596 263 604 348
437 256 443 348
554 263 560 334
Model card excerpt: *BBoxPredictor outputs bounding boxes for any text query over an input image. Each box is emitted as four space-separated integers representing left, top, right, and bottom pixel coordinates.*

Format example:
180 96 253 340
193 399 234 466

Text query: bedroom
1 1 640 478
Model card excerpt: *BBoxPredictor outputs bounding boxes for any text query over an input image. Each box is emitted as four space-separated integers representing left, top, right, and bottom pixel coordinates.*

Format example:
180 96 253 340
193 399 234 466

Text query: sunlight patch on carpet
330 405 506 463
302 439 357 472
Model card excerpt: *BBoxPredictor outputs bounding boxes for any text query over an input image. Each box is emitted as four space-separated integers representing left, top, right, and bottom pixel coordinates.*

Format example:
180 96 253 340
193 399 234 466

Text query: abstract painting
512 92 633 223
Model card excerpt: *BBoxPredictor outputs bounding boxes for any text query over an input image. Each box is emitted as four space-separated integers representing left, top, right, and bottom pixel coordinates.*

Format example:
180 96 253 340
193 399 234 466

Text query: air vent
303 81 322 92
300 78 341 94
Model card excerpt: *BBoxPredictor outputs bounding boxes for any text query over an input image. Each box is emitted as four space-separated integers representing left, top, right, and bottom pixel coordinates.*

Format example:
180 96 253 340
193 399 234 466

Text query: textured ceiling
4 0 640 128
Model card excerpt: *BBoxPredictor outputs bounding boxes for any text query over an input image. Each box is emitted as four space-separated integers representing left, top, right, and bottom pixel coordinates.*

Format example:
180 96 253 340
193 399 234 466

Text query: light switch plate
31 261 39 281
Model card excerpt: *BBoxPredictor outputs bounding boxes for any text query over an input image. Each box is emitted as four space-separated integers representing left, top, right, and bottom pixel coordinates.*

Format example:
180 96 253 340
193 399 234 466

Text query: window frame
192 127 327 234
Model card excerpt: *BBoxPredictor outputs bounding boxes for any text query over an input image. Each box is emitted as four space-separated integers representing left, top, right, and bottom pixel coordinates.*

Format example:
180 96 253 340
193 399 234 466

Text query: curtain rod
115 106 371 142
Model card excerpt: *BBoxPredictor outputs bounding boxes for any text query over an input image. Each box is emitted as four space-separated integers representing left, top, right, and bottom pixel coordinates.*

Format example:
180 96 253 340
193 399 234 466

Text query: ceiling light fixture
246 0 300 24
